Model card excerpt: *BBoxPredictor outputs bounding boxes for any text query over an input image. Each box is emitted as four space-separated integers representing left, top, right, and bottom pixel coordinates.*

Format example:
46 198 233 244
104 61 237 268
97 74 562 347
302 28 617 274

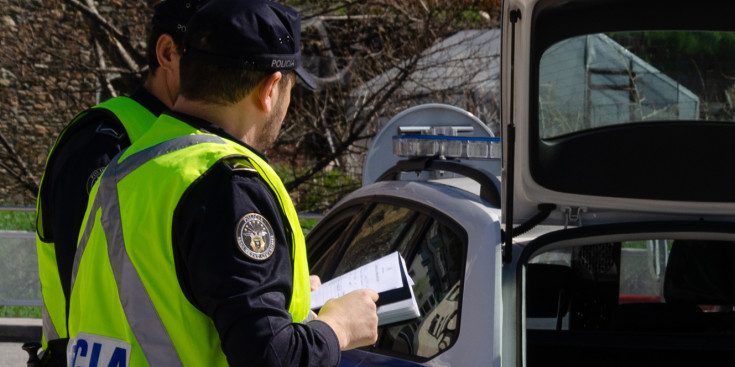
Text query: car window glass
538 31 735 139
377 220 464 359
618 240 669 304
307 205 365 276
324 201 466 359
395 213 430 255
333 203 415 277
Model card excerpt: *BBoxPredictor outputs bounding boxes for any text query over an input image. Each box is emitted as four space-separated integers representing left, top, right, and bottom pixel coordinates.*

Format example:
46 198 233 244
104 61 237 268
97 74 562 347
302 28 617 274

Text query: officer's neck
143 68 177 109
172 95 265 149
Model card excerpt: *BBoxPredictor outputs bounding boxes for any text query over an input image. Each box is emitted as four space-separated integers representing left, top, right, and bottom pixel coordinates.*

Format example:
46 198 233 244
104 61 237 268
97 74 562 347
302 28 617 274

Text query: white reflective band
41 303 59 342
71 135 225 366
67 333 131 367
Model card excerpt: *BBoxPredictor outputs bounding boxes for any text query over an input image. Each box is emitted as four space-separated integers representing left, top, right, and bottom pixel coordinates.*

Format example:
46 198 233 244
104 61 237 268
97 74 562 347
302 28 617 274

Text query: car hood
501 0 735 226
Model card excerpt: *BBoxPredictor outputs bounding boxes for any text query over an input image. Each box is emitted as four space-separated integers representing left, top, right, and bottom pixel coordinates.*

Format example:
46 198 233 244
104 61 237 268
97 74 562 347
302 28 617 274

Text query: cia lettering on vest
67 333 131 367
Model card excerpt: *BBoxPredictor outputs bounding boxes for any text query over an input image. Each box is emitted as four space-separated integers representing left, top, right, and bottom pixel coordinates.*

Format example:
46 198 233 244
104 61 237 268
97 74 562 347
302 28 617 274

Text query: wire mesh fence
0 206 321 308
0 230 40 307
0 206 40 307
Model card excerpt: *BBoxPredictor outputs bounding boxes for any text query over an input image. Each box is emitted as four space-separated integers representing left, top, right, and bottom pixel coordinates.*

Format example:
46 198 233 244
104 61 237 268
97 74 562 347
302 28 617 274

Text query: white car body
307 0 735 365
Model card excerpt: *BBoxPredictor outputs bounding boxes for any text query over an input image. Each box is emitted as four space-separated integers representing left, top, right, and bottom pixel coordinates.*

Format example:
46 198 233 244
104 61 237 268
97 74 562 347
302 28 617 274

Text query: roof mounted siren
392 125 500 161
363 103 501 198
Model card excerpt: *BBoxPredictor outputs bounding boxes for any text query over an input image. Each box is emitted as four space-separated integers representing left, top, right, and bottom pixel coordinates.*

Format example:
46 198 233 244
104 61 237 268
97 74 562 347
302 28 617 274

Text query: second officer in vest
34 1 208 365
67 0 379 366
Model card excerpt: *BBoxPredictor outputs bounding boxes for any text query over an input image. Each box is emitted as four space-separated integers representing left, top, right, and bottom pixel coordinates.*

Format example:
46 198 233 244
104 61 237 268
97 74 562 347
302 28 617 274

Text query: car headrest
664 240 735 305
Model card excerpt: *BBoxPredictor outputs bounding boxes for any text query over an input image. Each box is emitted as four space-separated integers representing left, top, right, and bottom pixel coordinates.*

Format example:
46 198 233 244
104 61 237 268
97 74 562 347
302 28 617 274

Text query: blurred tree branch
0 0 500 209
278 0 501 212
0 132 39 196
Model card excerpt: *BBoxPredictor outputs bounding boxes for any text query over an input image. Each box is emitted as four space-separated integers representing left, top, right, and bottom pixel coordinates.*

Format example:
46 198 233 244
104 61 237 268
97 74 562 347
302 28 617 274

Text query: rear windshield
539 31 735 139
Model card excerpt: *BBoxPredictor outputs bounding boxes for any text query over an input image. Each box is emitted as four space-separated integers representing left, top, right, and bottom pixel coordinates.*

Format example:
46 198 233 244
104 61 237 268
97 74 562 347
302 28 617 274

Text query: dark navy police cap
183 0 317 89
152 0 208 36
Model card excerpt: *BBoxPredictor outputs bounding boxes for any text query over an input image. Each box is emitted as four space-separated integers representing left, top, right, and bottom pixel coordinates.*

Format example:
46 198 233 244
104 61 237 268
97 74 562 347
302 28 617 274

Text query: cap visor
295 66 317 90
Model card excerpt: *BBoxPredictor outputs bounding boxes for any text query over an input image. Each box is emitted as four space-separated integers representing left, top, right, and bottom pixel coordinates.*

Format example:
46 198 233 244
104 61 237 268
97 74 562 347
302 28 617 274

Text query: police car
306 0 735 365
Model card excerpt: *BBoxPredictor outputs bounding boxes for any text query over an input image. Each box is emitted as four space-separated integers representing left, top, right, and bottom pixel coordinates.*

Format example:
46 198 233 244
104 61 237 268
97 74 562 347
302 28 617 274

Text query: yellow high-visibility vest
35 96 155 348
67 113 310 366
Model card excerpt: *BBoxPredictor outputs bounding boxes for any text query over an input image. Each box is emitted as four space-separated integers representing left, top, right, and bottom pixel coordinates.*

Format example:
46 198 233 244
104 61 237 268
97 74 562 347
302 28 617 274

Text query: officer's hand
309 275 322 291
315 289 379 350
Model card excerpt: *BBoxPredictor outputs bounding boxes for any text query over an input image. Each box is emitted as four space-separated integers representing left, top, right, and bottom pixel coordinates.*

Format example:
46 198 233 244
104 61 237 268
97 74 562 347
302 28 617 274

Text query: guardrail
0 206 322 343
0 207 322 309
0 206 34 212
0 229 40 308
0 206 41 345
0 206 39 308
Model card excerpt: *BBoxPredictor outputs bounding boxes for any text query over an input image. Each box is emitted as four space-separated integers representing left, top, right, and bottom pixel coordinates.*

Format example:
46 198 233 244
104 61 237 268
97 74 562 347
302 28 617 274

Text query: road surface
0 317 41 366
1 342 27 365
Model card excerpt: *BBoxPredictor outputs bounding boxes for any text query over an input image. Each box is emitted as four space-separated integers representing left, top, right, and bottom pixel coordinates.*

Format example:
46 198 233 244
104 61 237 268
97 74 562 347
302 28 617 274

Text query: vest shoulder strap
221 156 258 175
94 96 155 142
37 97 155 240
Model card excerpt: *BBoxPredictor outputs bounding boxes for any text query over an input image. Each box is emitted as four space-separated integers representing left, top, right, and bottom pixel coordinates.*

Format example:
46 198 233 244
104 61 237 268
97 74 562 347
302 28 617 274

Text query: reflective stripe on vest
35 96 155 346
69 119 311 365
72 135 223 366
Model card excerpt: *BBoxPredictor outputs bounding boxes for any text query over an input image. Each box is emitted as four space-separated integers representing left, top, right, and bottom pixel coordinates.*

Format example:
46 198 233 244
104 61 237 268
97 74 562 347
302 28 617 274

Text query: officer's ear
155 34 179 76
258 72 283 114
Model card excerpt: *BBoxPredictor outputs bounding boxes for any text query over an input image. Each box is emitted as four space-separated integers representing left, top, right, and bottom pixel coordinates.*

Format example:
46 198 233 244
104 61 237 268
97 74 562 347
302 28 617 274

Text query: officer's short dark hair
147 0 208 75
179 29 272 105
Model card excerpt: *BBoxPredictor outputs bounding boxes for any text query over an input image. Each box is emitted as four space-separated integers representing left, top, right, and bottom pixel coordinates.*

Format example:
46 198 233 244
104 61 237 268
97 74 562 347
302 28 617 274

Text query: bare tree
0 0 501 210
0 0 151 203
277 0 502 212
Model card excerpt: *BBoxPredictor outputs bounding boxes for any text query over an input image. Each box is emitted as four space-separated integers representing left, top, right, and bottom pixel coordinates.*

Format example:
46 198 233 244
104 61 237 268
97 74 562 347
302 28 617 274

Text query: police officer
33 1 208 365
66 0 379 366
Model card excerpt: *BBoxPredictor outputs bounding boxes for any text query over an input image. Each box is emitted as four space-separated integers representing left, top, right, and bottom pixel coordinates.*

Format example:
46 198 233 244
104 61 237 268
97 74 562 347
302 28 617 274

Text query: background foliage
0 0 501 213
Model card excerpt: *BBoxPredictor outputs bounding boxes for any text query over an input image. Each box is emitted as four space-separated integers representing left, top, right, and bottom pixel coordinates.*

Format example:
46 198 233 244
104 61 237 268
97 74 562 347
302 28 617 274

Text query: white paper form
311 251 406 309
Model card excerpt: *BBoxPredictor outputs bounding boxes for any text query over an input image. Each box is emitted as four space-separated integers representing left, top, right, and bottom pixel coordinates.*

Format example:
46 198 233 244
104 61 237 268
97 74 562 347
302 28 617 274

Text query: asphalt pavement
1 342 27 366
0 318 41 366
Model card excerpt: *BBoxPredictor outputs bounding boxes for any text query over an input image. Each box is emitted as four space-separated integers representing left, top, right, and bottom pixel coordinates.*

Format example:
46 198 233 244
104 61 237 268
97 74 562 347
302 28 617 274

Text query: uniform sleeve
172 161 341 367
39 117 130 302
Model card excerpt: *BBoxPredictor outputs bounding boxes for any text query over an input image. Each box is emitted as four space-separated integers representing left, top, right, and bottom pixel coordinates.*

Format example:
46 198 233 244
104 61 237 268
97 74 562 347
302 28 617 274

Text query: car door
308 198 467 365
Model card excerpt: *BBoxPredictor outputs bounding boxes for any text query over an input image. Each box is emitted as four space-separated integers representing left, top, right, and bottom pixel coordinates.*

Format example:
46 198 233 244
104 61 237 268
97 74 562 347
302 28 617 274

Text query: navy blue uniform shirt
169 112 341 367
38 86 167 309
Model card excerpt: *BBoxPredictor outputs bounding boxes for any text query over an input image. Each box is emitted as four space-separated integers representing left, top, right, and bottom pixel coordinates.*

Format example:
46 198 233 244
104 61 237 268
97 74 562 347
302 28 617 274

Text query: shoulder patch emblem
86 166 106 194
236 213 275 261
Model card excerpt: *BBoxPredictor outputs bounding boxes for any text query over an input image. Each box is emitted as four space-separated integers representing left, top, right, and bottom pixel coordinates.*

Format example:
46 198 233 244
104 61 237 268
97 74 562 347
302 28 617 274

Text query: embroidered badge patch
236 213 275 261
86 166 106 194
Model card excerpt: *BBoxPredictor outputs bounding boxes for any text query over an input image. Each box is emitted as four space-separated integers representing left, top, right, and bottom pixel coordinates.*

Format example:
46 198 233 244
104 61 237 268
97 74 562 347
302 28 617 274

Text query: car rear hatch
501 1 735 365
502 0 735 238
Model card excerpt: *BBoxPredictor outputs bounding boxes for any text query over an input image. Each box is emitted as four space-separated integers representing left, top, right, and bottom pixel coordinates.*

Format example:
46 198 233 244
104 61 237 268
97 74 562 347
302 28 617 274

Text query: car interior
524 238 735 366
